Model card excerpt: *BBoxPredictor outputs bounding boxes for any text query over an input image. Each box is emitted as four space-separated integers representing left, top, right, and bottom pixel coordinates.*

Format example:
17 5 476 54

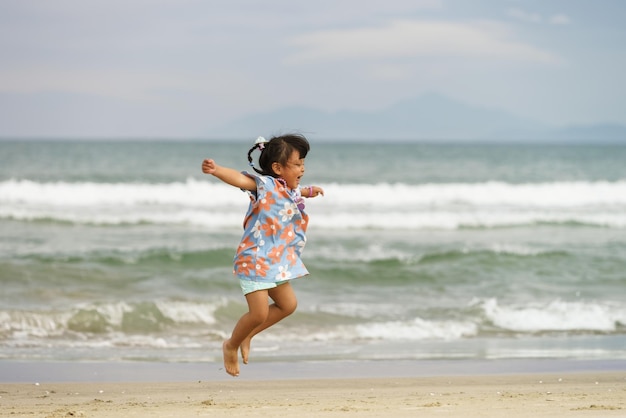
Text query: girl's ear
271 162 282 175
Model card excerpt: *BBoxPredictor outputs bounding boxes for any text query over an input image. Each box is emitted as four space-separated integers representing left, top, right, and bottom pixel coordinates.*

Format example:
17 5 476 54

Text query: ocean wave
3 207 626 230
0 300 227 339
1 297 624 360
477 298 626 333
354 318 478 341
303 239 581 268
3 178 626 206
2 178 626 230
256 298 626 344
14 247 235 267
0 178 237 207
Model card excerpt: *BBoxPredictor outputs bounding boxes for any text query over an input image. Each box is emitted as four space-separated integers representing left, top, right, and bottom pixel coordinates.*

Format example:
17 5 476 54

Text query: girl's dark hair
247 134 310 176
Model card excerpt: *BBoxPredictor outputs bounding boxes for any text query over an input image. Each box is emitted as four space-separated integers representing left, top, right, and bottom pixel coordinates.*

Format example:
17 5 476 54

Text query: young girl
201 133 324 376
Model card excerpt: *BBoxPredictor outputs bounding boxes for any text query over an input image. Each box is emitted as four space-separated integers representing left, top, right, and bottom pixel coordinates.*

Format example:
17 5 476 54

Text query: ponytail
247 136 269 175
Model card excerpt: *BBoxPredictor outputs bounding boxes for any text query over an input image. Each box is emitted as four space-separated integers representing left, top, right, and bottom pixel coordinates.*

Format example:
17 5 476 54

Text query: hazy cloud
286 20 560 65
507 8 542 24
507 7 571 26
550 14 571 25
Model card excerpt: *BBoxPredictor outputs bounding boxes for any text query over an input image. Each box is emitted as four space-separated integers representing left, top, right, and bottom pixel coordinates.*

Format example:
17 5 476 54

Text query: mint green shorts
239 279 289 295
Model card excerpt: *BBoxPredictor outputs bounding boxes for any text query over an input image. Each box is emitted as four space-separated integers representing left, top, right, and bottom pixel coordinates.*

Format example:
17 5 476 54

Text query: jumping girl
201 133 324 376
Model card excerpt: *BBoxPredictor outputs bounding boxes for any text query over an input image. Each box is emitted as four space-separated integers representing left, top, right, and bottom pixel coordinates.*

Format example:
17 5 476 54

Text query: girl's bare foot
222 340 240 377
240 337 251 364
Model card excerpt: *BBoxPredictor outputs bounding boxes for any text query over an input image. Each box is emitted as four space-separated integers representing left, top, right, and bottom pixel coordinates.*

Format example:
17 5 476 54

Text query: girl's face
273 150 305 190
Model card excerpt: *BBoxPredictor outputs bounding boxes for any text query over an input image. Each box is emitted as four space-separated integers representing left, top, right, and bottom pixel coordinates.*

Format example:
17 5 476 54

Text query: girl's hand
201 159 257 191
202 159 218 175
306 186 324 198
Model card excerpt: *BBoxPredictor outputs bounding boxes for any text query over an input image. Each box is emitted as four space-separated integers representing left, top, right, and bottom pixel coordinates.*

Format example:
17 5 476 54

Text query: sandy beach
1 371 624 418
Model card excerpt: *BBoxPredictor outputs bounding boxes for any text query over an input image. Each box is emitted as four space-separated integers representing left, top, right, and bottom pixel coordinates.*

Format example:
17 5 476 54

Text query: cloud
550 14 571 25
285 19 560 65
508 7 571 25
0 66 252 104
363 63 413 81
507 8 542 23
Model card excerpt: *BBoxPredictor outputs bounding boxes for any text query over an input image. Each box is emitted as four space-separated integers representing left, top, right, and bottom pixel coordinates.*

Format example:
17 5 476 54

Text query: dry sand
1 372 624 417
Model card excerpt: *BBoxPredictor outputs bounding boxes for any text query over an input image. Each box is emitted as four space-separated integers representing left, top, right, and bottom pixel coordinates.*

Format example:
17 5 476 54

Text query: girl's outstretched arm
202 159 256 191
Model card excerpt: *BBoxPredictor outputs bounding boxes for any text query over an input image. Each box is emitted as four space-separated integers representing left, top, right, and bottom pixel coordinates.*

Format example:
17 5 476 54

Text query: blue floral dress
233 173 309 284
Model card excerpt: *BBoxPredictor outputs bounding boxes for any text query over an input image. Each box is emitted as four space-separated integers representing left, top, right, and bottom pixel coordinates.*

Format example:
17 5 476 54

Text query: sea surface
1 139 625 364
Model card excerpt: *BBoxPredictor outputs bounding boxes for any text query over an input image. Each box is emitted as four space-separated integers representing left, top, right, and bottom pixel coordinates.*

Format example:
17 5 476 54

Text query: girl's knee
248 307 269 325
270 284 298 315
281 298 297 316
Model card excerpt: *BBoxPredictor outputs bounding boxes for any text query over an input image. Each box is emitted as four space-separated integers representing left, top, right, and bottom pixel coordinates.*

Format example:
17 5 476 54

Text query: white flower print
275 265 292 281
252 220 262 238
251 220 265 246
279 202 297 222
296 239 306 255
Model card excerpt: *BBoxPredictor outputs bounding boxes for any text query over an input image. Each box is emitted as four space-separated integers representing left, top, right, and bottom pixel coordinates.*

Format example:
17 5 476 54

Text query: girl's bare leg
240 282 297 364
222 290 270 376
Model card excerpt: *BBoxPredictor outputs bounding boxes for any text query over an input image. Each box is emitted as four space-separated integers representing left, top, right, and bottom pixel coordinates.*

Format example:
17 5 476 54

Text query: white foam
155 300 222 325
354 318 478 341
317 181 626 207
479 298 625 333
0 178 242 207
0 300 225 340
4 179 626 207
3 179 626 229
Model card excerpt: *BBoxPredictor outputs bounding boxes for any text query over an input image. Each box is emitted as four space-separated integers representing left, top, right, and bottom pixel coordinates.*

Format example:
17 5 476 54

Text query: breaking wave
2 179 626 229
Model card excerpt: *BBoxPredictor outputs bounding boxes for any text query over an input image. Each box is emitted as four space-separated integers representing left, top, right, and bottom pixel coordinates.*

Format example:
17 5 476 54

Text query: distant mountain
210 93 626 143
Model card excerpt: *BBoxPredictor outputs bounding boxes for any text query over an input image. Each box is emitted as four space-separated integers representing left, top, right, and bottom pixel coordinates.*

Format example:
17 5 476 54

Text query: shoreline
2 358 625 383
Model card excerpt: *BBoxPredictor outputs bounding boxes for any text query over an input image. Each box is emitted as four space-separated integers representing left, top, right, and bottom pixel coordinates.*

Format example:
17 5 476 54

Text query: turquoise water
1 140 625 363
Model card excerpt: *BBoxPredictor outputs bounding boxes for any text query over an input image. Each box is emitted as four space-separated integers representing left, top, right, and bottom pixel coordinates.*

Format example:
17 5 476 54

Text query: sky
1 0 625 138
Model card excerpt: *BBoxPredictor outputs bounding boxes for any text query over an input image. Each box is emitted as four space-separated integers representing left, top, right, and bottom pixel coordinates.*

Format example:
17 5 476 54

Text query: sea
1 139 625 366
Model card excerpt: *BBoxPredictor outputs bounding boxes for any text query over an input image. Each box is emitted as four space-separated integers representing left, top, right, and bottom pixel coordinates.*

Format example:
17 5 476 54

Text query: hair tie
255 136 268 150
